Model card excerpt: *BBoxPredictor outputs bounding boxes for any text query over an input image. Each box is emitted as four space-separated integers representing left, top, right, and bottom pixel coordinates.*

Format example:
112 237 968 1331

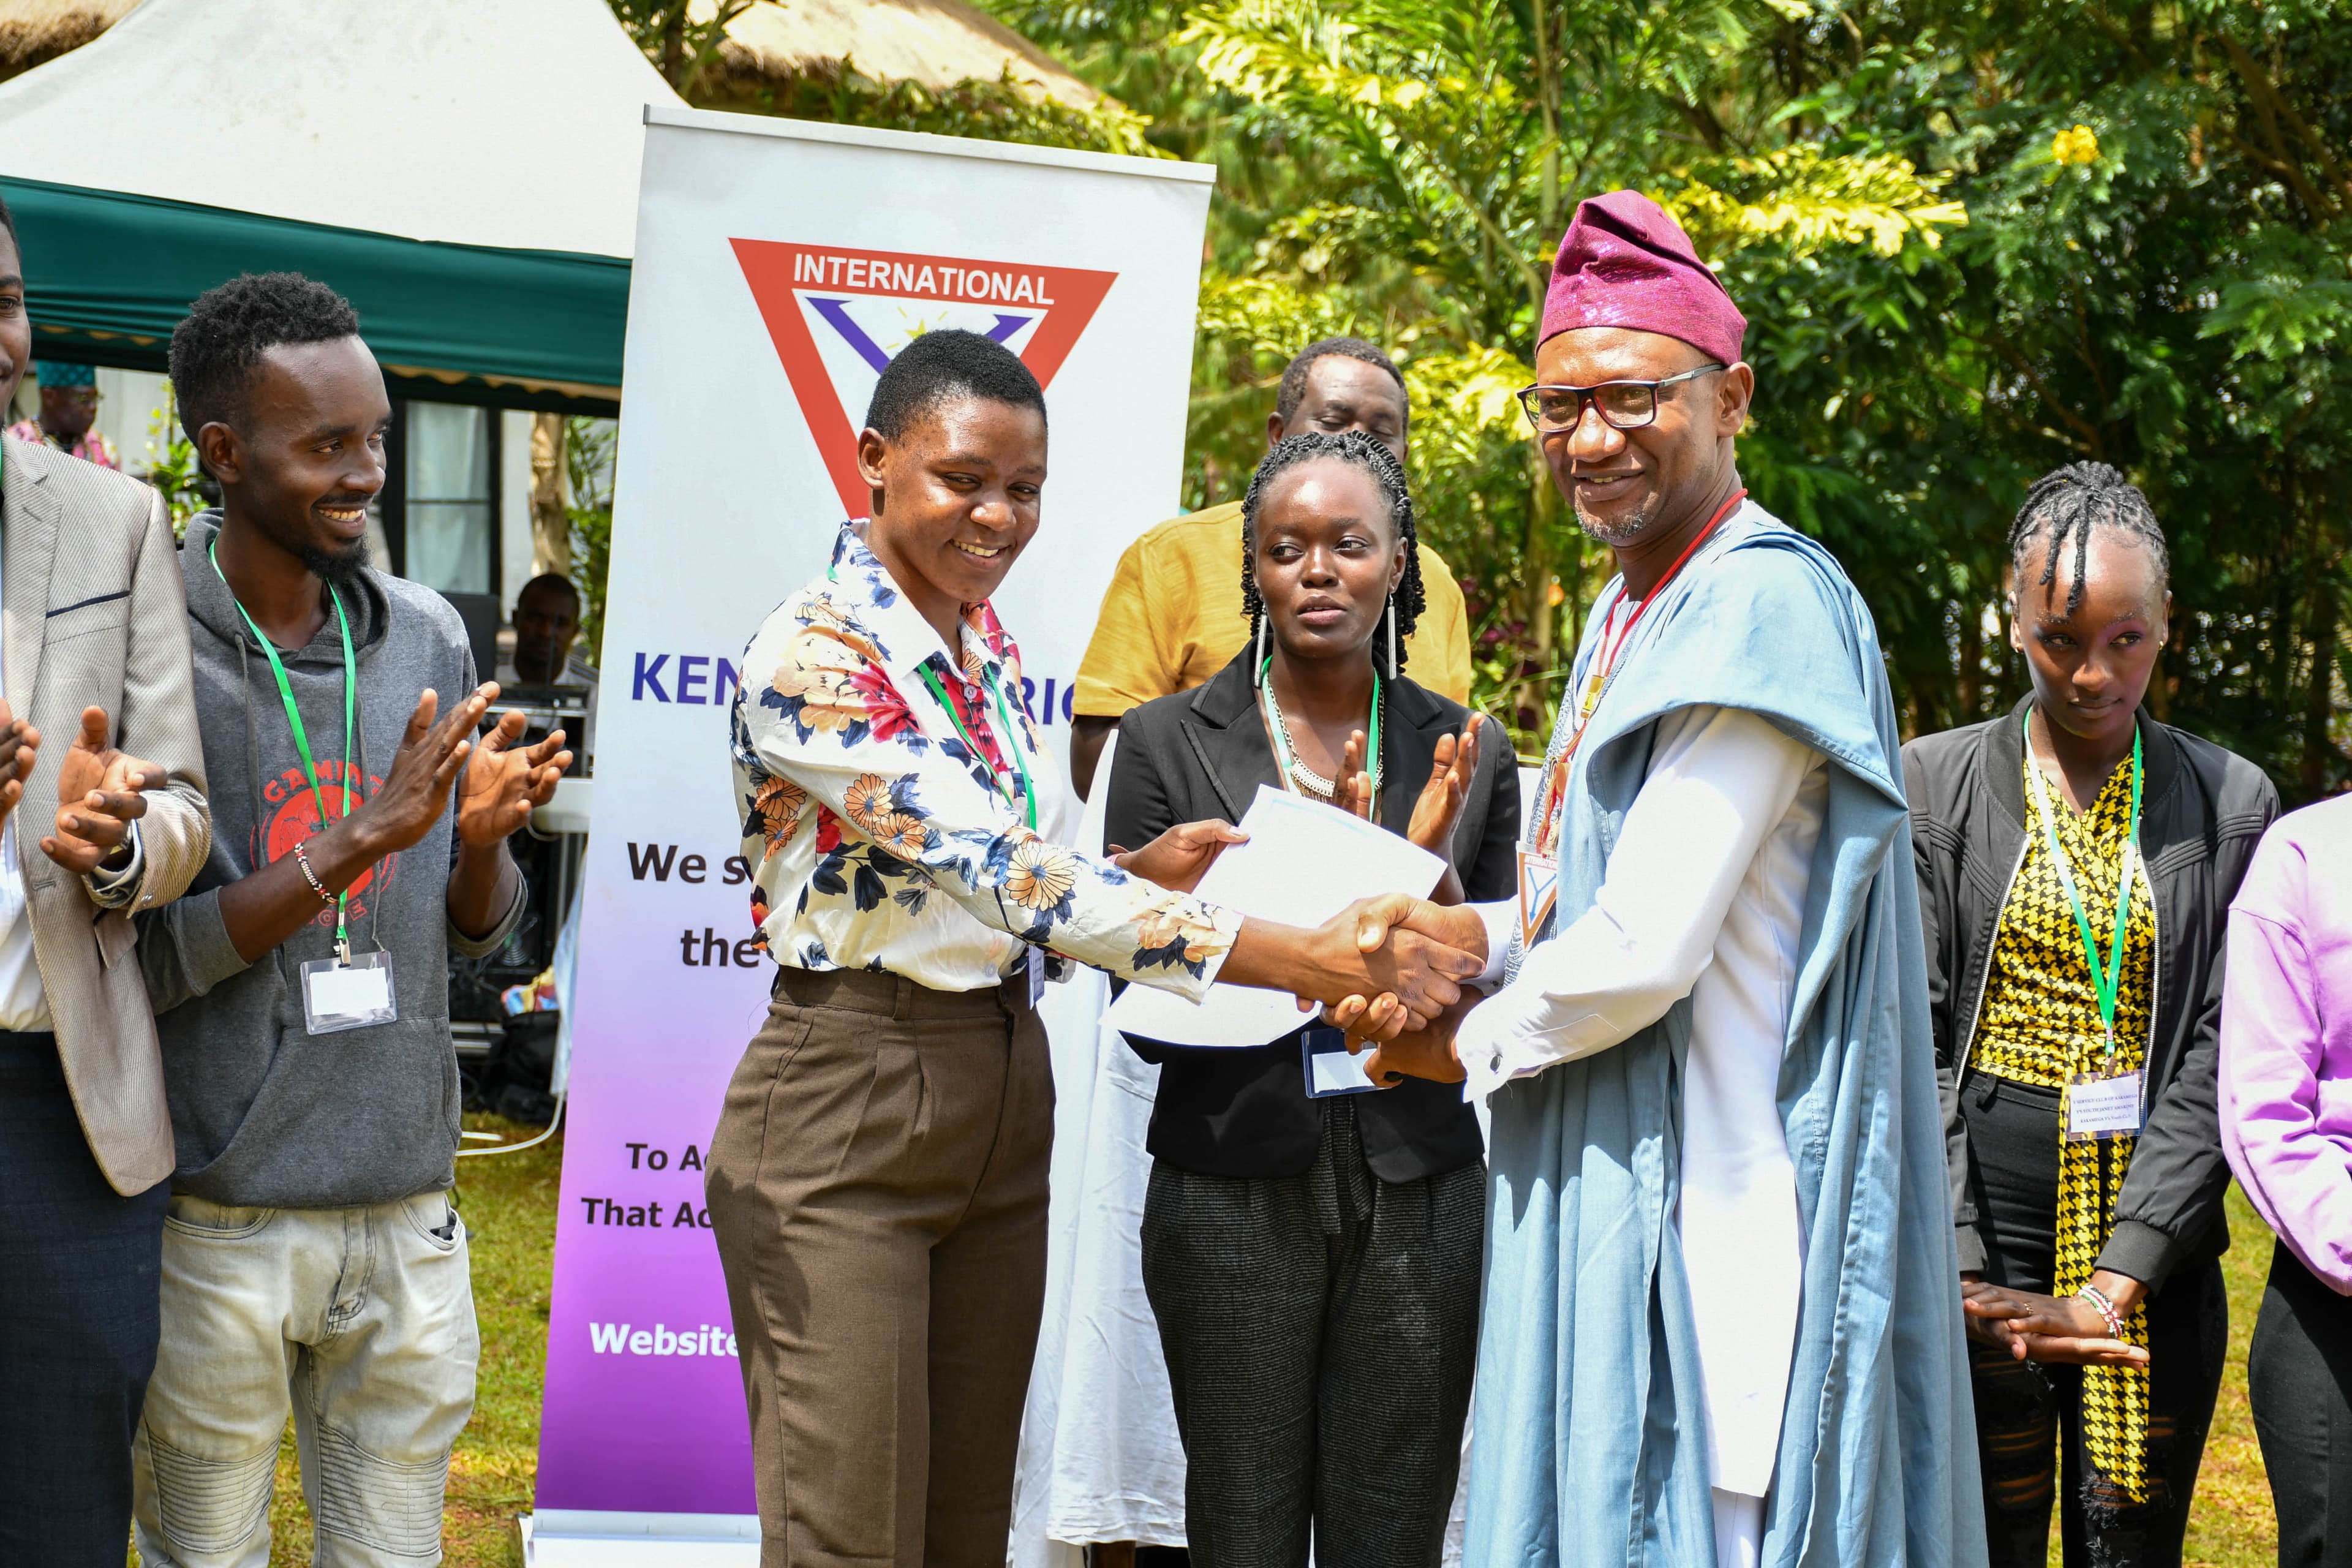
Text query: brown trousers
707 967 1053 1568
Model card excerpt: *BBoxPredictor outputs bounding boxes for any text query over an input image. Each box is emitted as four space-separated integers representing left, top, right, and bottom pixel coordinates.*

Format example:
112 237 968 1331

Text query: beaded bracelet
2075 1283 2126 1339
291 841 334 904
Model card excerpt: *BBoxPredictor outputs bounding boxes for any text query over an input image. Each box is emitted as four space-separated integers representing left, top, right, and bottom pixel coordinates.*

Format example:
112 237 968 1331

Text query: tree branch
2221 130 2336 227
2217 33 2351 208
1972 327 2105 453
2216 32 2345 222
2081 6 2158 73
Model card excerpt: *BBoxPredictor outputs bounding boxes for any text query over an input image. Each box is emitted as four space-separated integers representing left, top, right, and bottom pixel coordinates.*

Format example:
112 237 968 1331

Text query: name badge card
1302 1025 1383 1097
301 950 397 1036
2064 1071 2143 1142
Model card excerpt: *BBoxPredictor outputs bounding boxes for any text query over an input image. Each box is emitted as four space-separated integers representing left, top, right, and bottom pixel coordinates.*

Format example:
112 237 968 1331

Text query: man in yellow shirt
1070 336 1472 797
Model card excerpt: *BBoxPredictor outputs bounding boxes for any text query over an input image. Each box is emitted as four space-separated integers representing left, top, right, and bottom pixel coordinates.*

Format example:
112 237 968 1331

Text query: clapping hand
1334 716 1483 905
41 706 167 875
0 701 34 823
1960 1277 2149 1366
456 699 571 847
1335 729 1374 821
1406 714 1482 859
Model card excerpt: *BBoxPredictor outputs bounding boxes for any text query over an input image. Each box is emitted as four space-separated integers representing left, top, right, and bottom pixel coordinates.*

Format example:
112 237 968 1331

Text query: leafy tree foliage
1742 1 2352 797
615 0 2349 789
990 1 2350 791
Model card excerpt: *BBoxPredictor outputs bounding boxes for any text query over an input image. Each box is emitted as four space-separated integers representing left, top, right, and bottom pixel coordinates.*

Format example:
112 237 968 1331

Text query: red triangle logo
733 239 1118 518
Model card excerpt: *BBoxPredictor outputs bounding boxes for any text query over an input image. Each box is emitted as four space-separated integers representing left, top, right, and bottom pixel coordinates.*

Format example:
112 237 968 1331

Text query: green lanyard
209 537 358 959
920 662 1036 831
2022 709 2143 1062
826 547 1034 830
1259 654 1382 807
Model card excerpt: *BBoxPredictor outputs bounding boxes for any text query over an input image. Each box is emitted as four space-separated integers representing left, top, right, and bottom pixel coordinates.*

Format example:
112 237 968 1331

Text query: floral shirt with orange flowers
729 522 1242 997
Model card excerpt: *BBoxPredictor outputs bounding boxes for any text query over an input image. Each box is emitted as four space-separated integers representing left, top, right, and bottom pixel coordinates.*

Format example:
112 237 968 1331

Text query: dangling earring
1253 613 1268 687
1384 598 1398 679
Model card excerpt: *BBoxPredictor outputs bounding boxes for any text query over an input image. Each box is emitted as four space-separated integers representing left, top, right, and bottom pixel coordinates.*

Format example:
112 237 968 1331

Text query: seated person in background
7 359 120 470
1104 429 1517 1568
499 570 597 766
1069 336 1473 799
500 571 597 688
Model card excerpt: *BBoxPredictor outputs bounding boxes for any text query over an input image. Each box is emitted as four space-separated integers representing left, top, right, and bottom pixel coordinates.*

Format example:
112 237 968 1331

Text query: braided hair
1240 430 1427 671
2008 461 2171 616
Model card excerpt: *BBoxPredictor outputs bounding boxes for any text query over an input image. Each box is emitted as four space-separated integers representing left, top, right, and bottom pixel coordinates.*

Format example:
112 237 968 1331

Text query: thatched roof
0 0 136 78
0 0 1102 109
1 0 679 258
694 0 1099 110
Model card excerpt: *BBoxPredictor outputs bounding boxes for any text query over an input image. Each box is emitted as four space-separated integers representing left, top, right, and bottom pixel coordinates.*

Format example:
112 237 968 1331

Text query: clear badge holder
301 949 397 1035
1302 1025 1383 1097
2061 1067 2143 1143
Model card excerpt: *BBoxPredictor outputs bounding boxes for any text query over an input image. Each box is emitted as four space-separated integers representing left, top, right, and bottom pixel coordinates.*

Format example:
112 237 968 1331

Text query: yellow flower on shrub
2052 126 2100 166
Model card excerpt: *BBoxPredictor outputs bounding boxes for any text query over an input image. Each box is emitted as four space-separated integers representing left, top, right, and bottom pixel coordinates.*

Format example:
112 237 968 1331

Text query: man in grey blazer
0 201 213 1568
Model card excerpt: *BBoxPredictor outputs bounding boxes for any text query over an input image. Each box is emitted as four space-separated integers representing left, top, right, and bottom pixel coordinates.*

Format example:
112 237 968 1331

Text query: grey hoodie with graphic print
137 513 522 1208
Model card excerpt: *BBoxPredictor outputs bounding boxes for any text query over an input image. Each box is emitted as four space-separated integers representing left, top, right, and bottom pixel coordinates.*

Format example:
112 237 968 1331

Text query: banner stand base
522 1509 760 1565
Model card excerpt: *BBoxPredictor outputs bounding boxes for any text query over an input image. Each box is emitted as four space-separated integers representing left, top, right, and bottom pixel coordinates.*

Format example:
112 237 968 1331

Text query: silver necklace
1259 659 1381 805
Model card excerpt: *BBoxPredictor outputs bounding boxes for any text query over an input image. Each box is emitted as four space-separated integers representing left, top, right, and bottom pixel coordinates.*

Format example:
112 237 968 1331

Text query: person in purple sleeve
2221 793 2352 1566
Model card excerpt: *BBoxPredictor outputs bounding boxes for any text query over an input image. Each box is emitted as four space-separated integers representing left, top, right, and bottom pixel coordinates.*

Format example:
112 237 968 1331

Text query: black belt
772 963 1035 1017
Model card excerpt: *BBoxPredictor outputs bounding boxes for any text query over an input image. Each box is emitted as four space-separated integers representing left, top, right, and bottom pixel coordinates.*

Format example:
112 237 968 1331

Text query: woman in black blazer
1103 431 1517 1568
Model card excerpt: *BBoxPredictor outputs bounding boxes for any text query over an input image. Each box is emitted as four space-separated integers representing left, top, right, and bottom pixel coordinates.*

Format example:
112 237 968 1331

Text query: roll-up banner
524 107 1215 1563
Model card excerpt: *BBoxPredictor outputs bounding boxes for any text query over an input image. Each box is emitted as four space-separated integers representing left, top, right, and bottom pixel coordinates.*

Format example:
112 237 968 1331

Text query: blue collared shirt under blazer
1469 502 1986 1567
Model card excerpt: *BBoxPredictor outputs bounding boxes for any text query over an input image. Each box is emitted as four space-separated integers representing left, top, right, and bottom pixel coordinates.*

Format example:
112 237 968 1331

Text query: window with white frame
404 402 496 595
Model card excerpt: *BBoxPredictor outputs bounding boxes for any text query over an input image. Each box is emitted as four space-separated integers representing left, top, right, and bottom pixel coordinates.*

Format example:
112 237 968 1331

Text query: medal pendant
1516 848 1560 952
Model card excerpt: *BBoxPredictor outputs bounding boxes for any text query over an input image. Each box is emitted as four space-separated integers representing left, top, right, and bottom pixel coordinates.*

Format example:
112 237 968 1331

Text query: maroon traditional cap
1538 190 1746 364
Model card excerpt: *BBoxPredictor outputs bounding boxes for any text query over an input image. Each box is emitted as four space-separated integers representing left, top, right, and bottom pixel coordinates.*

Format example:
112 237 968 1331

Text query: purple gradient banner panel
529 105 1211 1556
535 930 764 1513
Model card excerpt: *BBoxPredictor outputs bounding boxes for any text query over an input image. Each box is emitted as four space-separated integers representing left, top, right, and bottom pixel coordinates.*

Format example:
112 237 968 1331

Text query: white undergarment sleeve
1712 1488 1765 1568
1472 897 1515 987
1455 706 1819 1096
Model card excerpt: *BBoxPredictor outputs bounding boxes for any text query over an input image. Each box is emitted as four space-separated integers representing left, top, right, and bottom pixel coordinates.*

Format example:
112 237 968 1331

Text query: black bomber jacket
1901 697 2277 1291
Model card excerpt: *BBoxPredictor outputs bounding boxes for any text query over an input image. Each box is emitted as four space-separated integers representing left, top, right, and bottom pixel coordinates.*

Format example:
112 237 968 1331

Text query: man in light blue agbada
1334 192 1984 1568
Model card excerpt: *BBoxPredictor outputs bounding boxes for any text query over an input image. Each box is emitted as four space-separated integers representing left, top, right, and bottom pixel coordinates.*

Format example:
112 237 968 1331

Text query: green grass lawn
141 1114 2286 1567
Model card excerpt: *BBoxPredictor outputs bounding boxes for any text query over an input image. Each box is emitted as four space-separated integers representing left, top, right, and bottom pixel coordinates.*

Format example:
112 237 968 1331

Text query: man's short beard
253 505 372 587
304 539 372 587
1574 496 1657 548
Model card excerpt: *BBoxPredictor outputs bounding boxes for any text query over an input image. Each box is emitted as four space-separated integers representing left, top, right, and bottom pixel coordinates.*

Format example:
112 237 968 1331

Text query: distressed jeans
131 1192 480 1567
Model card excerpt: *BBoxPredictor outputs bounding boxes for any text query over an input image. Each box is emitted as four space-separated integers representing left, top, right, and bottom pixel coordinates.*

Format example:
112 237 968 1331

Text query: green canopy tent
0 0 685 417
0 178 630 415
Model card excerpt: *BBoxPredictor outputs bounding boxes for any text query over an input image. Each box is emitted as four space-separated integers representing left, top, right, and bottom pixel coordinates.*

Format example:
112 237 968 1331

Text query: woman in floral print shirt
706 330 1482 1568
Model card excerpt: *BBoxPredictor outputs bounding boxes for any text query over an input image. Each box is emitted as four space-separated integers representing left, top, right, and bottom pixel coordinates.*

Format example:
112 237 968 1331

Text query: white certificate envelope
1104 785 1445 1049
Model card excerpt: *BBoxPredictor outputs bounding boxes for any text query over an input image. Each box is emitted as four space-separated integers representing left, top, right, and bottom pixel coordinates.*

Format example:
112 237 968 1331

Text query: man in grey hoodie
130 273 570 1568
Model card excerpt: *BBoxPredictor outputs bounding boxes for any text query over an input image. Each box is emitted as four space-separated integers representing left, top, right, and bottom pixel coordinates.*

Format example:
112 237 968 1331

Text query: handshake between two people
1110 716 1494 1086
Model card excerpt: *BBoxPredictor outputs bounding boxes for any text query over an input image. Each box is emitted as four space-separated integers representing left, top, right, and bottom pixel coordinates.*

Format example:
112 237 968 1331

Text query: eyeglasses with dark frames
1515 364 1727 434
